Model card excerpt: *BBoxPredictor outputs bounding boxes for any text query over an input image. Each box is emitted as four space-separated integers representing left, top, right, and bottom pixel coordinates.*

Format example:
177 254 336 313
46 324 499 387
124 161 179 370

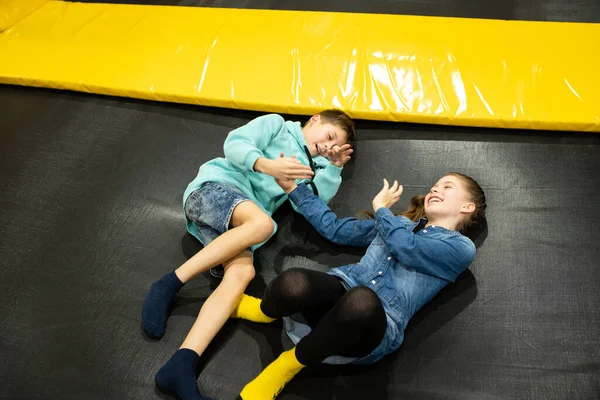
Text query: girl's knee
339 287 382 319
345 286 377 299
270 268 310 300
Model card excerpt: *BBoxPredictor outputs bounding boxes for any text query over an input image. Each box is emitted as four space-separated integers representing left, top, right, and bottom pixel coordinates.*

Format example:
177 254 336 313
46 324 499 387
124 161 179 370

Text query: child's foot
155 349 212 400
141 272 184 338
240 348 305 400
231 294 277 323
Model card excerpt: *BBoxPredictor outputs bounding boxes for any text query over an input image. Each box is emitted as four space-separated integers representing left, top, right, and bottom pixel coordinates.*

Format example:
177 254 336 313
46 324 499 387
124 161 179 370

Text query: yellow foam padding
1 2 599 132
0 0 49 31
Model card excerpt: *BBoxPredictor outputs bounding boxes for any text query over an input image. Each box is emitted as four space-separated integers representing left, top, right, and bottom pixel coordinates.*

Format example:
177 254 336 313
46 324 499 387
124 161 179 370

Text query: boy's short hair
317 109 356 144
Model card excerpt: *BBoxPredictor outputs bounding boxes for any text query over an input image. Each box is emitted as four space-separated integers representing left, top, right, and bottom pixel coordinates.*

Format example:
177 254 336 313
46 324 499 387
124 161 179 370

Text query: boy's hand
275 175 298 194
325 144 353 168
255 154 314 180
274 154 301 193
372 179 403 212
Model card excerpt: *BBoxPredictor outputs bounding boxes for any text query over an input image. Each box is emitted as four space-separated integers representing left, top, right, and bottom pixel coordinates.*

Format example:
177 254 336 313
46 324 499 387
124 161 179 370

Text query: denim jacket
286 184 476 364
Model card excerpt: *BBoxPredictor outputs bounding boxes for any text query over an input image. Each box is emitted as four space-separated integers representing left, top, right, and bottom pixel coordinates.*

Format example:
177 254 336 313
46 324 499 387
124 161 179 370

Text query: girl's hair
400 195 427 222
446 173 487 237
364 173 487 239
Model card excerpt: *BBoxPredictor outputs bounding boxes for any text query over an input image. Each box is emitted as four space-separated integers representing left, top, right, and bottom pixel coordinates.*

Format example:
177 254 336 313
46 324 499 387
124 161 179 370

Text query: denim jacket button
371 280 376 284
378 271 383 275
423 229 428 233
387 256 391 260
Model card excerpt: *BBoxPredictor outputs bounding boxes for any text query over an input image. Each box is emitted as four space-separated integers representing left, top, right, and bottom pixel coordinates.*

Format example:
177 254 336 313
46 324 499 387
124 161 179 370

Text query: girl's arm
288 183 377 247
374 207 476 282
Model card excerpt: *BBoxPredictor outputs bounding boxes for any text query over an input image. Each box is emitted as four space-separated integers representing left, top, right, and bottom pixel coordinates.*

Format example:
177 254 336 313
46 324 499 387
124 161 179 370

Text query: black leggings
260 268 387 366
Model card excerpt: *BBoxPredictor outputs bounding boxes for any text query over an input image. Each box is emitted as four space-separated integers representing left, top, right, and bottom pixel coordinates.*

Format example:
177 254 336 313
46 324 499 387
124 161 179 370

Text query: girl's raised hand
372 179 403 212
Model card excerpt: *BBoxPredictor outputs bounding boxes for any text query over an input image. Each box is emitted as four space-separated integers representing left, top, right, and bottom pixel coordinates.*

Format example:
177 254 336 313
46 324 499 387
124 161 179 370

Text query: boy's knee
250 215 275 243
224 262 256 284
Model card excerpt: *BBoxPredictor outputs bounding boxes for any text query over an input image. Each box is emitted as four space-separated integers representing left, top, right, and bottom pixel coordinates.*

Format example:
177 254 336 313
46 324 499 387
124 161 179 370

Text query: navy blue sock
155 349 212 400
141 271 184 338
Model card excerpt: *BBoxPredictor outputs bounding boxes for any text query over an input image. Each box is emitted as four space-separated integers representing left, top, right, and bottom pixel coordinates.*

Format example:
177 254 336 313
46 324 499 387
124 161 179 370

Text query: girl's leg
155 266 347 399
240 286 387 400
142 201 273 339
262 268 347 319
295 286 387 364
231 267 346 324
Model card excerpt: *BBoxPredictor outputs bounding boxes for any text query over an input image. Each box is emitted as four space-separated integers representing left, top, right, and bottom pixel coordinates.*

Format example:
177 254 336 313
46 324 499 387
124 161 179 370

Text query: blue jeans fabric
184 181 253 254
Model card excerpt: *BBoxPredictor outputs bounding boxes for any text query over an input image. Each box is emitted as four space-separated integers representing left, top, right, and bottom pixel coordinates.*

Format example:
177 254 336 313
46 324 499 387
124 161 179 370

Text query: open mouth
428 197 443 203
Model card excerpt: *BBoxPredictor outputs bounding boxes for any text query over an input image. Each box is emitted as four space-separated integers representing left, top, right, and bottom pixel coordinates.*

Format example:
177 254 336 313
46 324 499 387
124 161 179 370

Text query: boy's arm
288 163 341 214
224 114 314 180
288 183 377 247
308 163 344 203
223 114 284 171
291 143 352 207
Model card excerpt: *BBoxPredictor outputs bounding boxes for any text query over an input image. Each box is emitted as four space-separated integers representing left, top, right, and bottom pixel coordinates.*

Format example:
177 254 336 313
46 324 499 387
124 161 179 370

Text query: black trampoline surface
1 85 599 400
71 0 600 22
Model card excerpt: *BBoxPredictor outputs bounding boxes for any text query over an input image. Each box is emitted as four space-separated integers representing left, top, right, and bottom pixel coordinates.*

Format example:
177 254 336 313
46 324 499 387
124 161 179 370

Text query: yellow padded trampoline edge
0 0 51 32
3 76 596 133
1 2 599 132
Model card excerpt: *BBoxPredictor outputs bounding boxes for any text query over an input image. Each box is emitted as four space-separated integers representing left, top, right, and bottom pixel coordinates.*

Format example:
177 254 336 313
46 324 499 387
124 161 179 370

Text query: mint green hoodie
183 114 344 250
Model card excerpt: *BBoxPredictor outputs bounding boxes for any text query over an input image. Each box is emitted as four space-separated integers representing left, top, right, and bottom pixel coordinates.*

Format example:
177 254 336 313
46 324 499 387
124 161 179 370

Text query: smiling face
424 175 476 221
303 115 349 157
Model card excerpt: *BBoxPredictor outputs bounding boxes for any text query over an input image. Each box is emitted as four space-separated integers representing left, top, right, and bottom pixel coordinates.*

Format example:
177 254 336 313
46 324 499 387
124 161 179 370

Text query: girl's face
424 175 475 220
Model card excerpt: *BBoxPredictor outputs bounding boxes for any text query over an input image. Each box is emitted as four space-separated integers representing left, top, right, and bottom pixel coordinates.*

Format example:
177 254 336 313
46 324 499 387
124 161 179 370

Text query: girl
232 173 487 400
145 110 355 400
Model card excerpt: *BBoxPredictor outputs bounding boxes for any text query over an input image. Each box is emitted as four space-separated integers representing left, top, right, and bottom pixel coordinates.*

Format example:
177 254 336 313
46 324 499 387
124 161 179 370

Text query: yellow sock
231 294 276 323
240 348 305 400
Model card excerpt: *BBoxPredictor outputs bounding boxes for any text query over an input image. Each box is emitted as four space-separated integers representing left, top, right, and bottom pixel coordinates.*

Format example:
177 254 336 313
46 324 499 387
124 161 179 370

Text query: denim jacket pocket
378 287 404 326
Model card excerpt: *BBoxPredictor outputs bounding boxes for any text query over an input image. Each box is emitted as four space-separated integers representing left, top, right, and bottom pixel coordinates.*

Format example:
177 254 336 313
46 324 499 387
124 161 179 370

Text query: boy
143 109 355 400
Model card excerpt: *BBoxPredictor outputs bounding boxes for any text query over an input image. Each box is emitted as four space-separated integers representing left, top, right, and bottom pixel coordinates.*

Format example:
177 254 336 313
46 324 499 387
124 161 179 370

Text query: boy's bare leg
180 250 254 354
154 250 254 400
142 201 273 339
175 201 274 283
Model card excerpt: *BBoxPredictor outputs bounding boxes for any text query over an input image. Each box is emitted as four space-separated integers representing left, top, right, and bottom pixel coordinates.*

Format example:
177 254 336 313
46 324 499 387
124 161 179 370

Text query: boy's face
303 115 349 157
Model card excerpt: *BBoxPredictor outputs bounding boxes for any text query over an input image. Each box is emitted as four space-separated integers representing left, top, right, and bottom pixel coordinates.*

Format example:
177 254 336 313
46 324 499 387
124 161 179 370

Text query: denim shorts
184 181 253 253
